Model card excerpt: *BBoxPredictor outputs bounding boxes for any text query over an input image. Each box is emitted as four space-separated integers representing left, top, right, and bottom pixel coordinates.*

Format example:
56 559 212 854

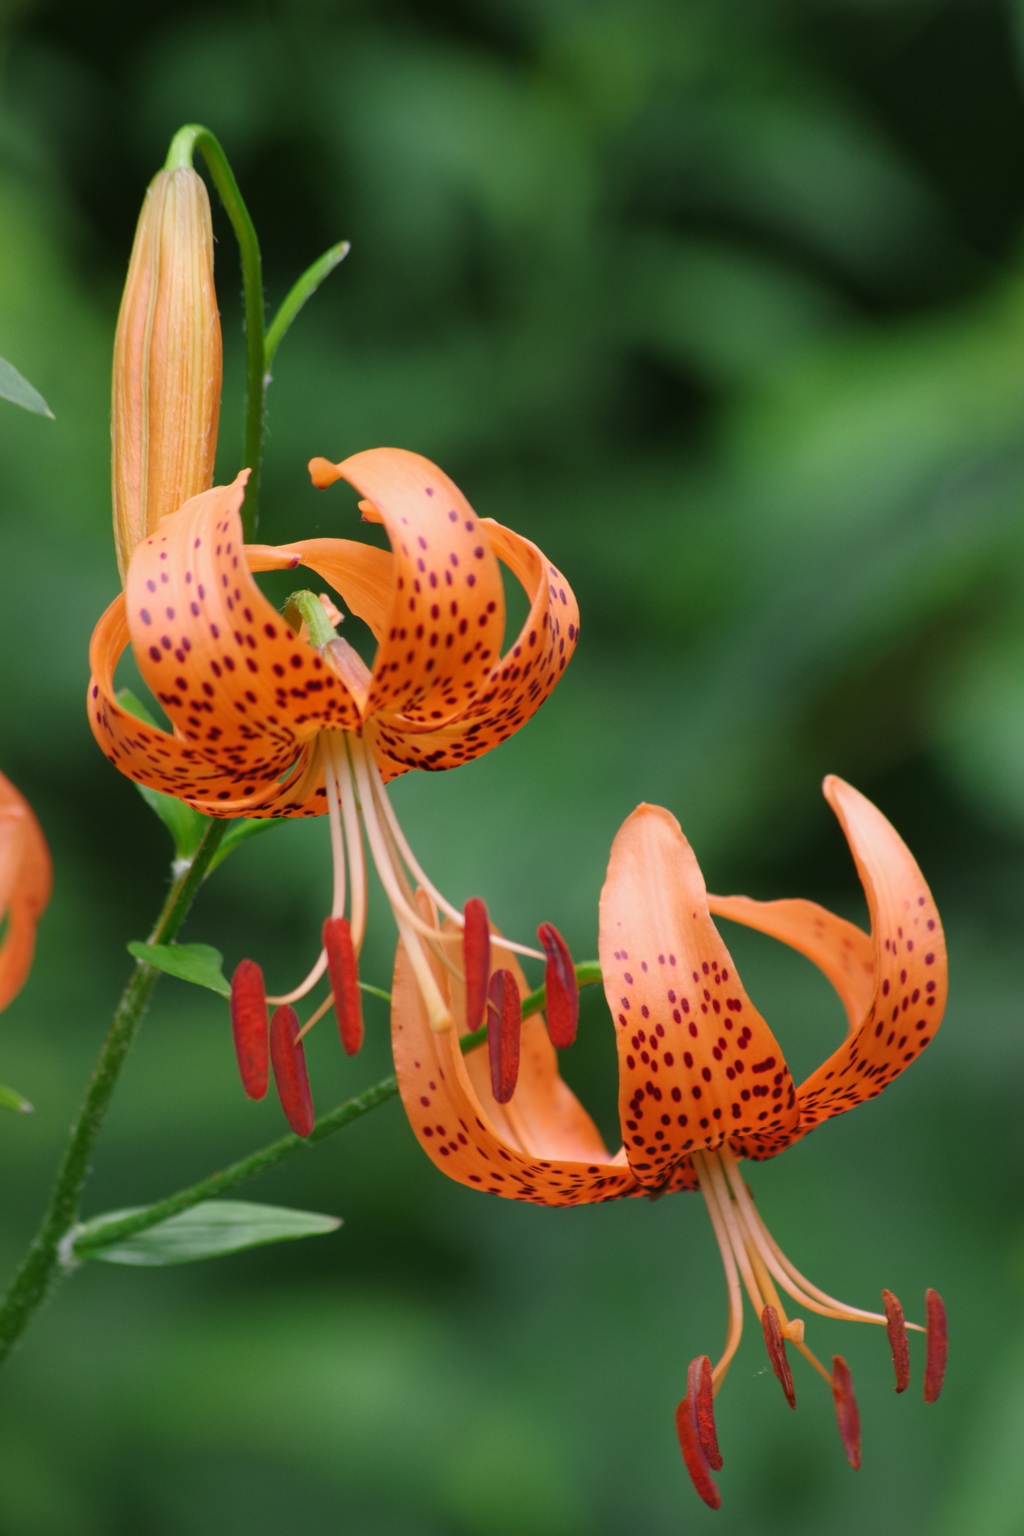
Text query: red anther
882 1288 910 1393
537 922 578 1048
323 916 363 1056
229 959 268 1100
687 1354 722 1471
487 969 521 1104
831 1355 861 1470
761 1304 796 1408
270 1005 315 1137
675 1393 721 1509
924 1288 948 1404
463 897 490 1032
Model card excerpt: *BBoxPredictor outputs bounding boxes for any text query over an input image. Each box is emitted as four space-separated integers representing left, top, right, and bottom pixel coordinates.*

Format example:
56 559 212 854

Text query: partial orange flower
0 773 52 1013
88 448 578 1121
391 776 947 1507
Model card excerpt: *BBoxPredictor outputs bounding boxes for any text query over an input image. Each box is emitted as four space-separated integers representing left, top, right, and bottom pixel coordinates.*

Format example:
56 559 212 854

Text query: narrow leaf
207 816 281 871
0 355 54 417
0 1083 33 1113
116 689 211 859
128 940 231 996
78 1200 341 1266
264 241 350 368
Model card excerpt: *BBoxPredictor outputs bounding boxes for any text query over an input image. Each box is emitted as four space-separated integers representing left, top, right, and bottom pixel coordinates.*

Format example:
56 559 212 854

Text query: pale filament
265 742 347 1006
693 1151 744 1392
365 750 545 963
328 734 366 952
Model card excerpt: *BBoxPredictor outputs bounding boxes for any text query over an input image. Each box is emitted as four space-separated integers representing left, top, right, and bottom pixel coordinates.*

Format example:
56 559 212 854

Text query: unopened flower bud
111 165 222 581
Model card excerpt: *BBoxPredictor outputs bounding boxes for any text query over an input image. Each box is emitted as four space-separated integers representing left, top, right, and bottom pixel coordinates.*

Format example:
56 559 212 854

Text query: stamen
364 749 543 961
830 1356 861 1470
924 1289 947 1403
761 1305 796 1408
322 737 346 919
324 916 363 1056
487 969 521 1103
538 922 578 1047
330 735 366 950
675 1391 722 1510
269 1004 315 1137
702 1153 766 1317
266 948 329 1007
688 1355 722 1470
882 1289 910 1393
229 959 268 1100
692 1152 745 1389
463 897 490 1032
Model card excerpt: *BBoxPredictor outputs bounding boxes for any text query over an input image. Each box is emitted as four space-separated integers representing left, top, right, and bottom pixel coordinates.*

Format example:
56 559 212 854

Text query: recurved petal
391 928 639 1206
795 777 947 1133
707 896 874 1032
247 538 393 641
313 449 506 732
0 773 52 1013
88 592 328 818
367 520 579 779
126 474 361 757
599 805 799 1186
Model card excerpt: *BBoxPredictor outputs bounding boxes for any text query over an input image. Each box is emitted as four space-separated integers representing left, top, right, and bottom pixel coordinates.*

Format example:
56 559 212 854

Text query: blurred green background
0 0 1023 1529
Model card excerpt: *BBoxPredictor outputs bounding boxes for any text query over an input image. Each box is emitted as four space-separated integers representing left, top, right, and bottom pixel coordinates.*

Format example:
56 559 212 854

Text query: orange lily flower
391 776 947 1507
0 772 52 1013
87 448 578 1116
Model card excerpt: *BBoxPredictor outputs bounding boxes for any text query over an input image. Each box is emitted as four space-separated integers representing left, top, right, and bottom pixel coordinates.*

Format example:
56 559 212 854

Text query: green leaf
77 1200 341 1266
264 241 350 368
128 940 230 996
0 1083 33 1113
0 355 54 417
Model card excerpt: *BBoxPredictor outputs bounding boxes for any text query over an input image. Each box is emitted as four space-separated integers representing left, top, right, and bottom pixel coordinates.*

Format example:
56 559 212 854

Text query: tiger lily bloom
391 776 947 1508
0 771 52 1014
87 448 578 1122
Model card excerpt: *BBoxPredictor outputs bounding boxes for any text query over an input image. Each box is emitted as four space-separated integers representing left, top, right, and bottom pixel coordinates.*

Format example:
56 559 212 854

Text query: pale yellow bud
111 166 222 582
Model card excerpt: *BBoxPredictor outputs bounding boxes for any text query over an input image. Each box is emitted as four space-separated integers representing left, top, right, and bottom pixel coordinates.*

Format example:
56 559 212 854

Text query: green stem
0 819 228 1366
71 962 605 1259
264 243 349 372
166 125 265 539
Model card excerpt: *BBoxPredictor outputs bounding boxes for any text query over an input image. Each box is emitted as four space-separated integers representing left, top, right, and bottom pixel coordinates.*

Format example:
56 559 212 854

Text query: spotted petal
707 896 874 1032
0 773 51 1012
369 521 579 780
599 804 799 1186
310 449 506 732
794 776 947 1133
392 918 642 1206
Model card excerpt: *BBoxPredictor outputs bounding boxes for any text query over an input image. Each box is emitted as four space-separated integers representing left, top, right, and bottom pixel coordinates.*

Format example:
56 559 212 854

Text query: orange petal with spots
391 918 642 1206
247 538 393 642
599 804 799 1186
707 896 874 1033
313 448 506 732
0 773 51 1013
87 586 329 819
368 520 579 780
794 777 947 1134
126 473 361 748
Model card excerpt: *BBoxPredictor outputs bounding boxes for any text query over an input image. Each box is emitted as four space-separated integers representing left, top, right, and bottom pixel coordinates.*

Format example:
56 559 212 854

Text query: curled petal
367 521 579 781
0 774 51 1013
796 778 947 1135
598 803 798 1185
707 895 874 1033
391 916 639 1205
311 449 505 732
